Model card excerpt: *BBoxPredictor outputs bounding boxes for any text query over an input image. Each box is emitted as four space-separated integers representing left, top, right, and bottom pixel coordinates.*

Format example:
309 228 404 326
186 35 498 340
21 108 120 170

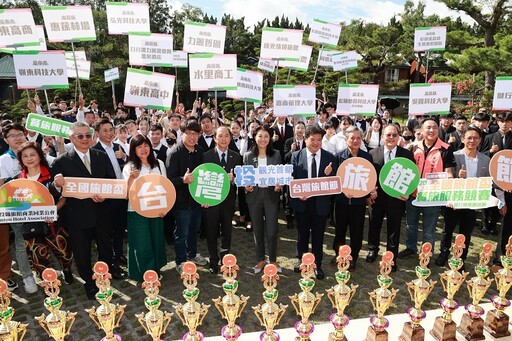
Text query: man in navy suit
290 125 335 280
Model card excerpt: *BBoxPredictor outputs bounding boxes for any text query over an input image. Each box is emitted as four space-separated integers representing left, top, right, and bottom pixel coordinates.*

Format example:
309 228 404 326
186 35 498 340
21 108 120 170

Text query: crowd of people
0 94 511 299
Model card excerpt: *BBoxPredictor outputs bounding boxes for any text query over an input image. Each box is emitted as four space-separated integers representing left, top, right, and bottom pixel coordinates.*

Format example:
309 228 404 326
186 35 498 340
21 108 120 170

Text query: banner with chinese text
189 163 230 206
318 49 340 68
490 150 512 191
106 2 150 35
123 68 175 110
41 5 96 42
104 67 119 82
171 50 188 68
233 165 294 187
408 83 452 116
128 174 176 218
226 68 263 103
129 33 174 67
308 19 342 47
379 158 420 198
289 176 342 199
280 44 313 72
13 51 68 90
258 58 276 73
336 84 379 116
492 77 512 111
183 21 226 54
414 26 446 52
66 58 90 80
260 27 302 61
62 178 127 199
336 157 377 198
332 51 358 71
0 8 39 48
26 113 93 137
273 85 316 117
189 54 237 91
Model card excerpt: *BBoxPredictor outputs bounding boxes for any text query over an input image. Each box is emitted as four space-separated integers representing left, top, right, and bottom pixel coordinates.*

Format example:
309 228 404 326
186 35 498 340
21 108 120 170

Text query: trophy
430 234 469 341
174 262 210 341
289 253 323 341
35 268 77 341
326 245 358 341
135 270 172 341
0 279 27 340
484 236 512 337
252 263 287 341
457 242 493 340
365 251 399 341
85 262 126 341
400 242 437 341
213 254 249 341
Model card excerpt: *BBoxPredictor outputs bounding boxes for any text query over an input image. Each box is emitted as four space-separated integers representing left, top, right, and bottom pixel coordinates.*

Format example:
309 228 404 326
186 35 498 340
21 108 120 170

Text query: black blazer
481 131 512 156
92 141 127 172
284 137 306 164
198 135 216 151
50 148 116 230
272 124 294 160
203 148 242 204
445 131 464 151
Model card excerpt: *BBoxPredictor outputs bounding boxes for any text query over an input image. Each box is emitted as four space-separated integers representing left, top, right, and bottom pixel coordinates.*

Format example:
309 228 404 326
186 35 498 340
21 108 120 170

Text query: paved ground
6 210 503 340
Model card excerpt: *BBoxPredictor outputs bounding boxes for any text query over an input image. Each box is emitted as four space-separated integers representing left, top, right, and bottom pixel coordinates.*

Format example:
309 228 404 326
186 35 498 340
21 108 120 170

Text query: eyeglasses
75 133 93 140
385 134 398 137
6 133 25 139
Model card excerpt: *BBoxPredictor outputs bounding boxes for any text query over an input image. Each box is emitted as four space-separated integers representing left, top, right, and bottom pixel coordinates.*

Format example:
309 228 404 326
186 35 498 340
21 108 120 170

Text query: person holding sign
291 125 335 280
243 126 282 274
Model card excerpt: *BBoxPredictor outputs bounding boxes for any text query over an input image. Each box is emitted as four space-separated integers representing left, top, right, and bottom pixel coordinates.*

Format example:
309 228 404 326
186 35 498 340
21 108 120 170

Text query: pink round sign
222 254 237 267
0 280 7 293
302 253 315 265
42 268 57 282
183 262 197 275
144 270 158 283
339 245 351 257
422 243 432 254
264 264 277 276
94 262 109 275
382 251 394 262
483 243 493 254
455 234 466 247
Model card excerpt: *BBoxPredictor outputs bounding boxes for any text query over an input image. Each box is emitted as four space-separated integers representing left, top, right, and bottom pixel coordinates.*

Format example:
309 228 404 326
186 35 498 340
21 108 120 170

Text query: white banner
280 44 313 72
172 50 188 68
189 54 237 91
42 5 96 42
183 21 226 54
129 33 174 67
226 68 263 103
106 2 150 35
492 77 512 111
414 26 446 52
104 67 120 82
318 49 340 68
258 58 276 73
273 85 316 117
332 51 358 71
260 27 303 61
2 25 46 52
308 19 342 47
123 68 175 110
0 9 39 48
336 84 379 116
13 51 68 90
66 58 90 80
408 83 452 116
64 50 87 61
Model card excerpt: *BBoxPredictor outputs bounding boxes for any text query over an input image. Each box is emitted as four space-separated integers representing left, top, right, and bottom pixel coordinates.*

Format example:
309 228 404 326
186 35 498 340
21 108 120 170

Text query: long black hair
249 126 275 157
128 134 159 170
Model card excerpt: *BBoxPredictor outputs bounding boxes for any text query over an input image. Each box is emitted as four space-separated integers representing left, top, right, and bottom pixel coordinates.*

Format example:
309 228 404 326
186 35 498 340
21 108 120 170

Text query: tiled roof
0 55 15 79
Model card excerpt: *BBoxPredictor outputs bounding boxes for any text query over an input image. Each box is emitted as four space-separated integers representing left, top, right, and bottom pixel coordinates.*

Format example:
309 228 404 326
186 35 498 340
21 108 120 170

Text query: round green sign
379 157 420 198
189 163 230 206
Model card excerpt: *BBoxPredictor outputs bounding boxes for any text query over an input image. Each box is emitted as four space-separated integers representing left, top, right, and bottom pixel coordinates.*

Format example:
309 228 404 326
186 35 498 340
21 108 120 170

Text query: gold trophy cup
0 279 27 340
85 262 126 341
400 242 437 341
326 245 358 341
35 268 77 341
252 263 287 341
135 270 172 341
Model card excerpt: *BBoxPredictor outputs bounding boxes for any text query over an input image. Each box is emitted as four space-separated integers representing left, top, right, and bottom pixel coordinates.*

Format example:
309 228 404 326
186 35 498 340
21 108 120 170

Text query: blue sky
167 0 474 28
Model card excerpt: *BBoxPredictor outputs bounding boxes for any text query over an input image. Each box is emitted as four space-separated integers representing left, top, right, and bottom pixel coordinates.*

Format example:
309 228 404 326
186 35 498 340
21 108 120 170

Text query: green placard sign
25 113 94 138
189 163 230 206
379 157 420 198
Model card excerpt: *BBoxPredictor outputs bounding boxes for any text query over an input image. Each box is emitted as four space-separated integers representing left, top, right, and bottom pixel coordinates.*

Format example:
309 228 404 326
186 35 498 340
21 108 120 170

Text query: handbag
21 222 49 240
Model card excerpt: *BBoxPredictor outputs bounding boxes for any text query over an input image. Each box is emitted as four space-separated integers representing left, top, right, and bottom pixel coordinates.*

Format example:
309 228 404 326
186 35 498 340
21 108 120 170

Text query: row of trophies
1 234 512 341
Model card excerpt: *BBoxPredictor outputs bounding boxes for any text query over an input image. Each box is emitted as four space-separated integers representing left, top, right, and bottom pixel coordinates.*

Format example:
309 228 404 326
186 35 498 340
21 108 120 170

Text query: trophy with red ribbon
0 279 27 340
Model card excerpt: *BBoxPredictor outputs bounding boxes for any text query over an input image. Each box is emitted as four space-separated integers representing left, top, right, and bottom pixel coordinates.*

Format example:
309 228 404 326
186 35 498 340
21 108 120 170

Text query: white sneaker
23 276 38 294
176 263 184 275
187 254 208 266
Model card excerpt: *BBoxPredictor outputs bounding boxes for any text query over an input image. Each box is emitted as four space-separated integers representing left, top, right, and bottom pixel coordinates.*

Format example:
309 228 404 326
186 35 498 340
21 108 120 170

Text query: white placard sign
123 68 175 110
258 58 276 73
492 77 512 111
308 19 342 47
332 51 358 71
414 26 446 52
104 67 120 82
226 68 263 103
2 25 47 52
106 2 150 35
336 84 379 116
42 5 96 42
64 51 87 61
13 51 68 90
129 33 174 67
260 27 303 61
189 54 237 91
66 58 91 80
318 49 340 68
280 44 313 72
408 83 452 116
172 50 188 68
183 21 226 54
273 85 316 117
0 8 39 48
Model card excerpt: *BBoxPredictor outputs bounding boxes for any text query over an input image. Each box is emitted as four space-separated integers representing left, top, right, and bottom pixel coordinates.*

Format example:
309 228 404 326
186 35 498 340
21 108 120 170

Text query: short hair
180 119 201 133
170 113 182 120
84 111 95 118
230 120 242 128
323 102 335 113
94 118 113 132
247 118 261 126
496 111 512 122
149 124 163 133
2 123 25 137
344 125 362 139
463 126 482 138
214 126 231 137
124 119 136 126
384 123 400 135
473 112 491 122
70 121 90 134
340 116 354 125
328 116 340 130
115 123 127 133
199 114 213 123
17 141 50 170
294 121 306 128
421 117 438 127
454 114 467 122
90 100 98 105
305 124 324 138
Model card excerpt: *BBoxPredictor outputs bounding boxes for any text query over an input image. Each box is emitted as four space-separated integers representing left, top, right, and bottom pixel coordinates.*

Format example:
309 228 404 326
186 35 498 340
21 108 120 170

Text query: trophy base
328 331 347 341
100 334 122 341
484 310 511 338
399 322 424 341
294 320 314 341
457 313 485 340
260 331 280 341
221 324 242 340
365 326 388 341
429 317 457 341
183 331 204 341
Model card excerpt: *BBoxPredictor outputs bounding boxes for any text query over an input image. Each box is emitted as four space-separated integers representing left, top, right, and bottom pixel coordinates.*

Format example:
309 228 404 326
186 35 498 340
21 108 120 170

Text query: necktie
387 150 392 163
280 126 284 140
221 152 227 167
311 153 317 178
503 134 506 148
296 141 300 150
83 154 91 174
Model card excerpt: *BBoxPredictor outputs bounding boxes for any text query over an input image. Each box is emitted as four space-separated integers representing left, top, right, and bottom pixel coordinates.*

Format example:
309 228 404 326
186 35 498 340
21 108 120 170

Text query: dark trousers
204 201 235 265
108 199 127 260
441 207 476 260
334 203 366 260
499 194 512 257
237 187 250 221
0 224 11 281
484 206 501 230
295 199 327 267
368 198 404 259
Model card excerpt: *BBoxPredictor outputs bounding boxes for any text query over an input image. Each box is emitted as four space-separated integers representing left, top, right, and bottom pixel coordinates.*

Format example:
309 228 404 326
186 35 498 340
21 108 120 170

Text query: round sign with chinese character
189 163 230 206
129 173 176 218
336 157 377 198
490 150 512 191
379 157 420 198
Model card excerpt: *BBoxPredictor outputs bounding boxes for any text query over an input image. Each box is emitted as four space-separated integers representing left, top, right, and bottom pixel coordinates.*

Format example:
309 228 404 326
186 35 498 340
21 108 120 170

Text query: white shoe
176 263 184 275
187 254 208 266
23 276 38 294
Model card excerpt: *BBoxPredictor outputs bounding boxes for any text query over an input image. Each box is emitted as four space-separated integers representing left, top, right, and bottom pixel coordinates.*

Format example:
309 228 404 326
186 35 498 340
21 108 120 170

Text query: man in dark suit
445 114 467 151
438 113 456 142
290 125 335 280
197 114 216 151
202 126 242 274
51 122 120 299
367 124 415 272
272 116 293 162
